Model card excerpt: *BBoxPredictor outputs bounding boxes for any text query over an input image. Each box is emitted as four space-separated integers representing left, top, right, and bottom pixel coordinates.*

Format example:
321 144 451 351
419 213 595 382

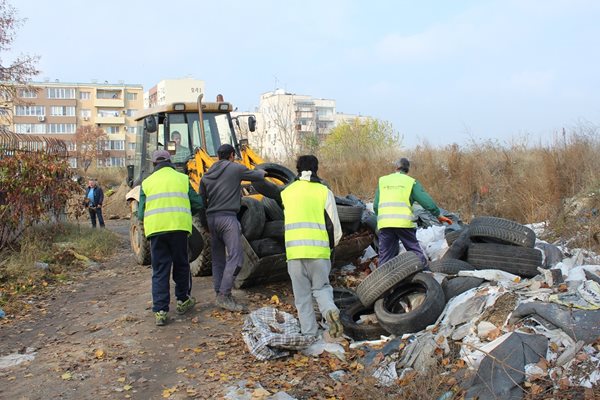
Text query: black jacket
84 186 104 207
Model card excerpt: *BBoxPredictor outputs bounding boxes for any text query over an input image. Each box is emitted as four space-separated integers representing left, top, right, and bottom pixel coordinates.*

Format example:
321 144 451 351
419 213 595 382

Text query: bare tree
0 0 40 127
260 95 299 162
73 125 108 172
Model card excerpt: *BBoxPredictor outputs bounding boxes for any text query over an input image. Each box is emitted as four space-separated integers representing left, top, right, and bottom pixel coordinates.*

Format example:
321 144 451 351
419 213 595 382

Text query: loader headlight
173 103 186 111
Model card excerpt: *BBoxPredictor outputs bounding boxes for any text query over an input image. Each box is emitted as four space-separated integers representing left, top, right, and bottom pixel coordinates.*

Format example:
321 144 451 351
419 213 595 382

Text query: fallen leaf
176 367 187 373
61 372 72 380
123 384 132 391
117 377 126 382
94 349 105 359
270 295 280 305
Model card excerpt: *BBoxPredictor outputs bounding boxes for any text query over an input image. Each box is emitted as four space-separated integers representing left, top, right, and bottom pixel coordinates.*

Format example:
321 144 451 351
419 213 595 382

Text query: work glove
437 215 453 225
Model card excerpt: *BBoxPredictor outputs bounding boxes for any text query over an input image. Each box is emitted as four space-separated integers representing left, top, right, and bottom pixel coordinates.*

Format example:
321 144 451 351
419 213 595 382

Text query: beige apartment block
257 89 337 161
144 78 205 108
3 80 143 168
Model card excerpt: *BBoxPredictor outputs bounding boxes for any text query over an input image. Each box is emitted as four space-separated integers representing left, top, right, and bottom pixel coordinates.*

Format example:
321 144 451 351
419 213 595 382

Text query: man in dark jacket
374 158 452 267
84 179 105 228
138 150 204 326
199 144 266 312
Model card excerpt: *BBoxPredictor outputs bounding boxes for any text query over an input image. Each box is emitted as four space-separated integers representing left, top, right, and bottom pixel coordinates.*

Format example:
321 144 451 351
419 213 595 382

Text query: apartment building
257 89 338 161
144 78 205 108
2 80 144 168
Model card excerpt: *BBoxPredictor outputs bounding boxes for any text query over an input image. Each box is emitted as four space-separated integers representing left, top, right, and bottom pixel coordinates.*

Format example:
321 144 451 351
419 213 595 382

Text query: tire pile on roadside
335 216 544 341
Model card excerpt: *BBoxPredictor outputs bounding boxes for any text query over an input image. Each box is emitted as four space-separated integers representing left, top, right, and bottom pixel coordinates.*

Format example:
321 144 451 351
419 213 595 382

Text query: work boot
155 310 168 326
176 296 196 315
215 294 246 312
326 309 343 338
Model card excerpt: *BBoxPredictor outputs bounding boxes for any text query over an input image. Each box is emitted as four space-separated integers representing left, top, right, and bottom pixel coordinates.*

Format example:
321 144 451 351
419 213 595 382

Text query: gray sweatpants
208 214 244 296
287 258 338 337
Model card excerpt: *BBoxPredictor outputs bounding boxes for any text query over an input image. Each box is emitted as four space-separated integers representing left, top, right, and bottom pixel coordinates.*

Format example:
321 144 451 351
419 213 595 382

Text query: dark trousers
88 207 105 228
378 227 428 267
207 214 244 296
150 231 192 312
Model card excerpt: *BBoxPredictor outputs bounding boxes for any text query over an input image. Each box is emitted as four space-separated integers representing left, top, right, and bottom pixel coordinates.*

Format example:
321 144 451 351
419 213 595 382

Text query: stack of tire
340 252 446 340
437 216 542 301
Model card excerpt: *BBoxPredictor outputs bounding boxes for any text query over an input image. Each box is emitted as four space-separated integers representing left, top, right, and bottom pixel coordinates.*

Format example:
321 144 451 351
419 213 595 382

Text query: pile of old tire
340 252 446 340
443 216 543 279
429 258 484 302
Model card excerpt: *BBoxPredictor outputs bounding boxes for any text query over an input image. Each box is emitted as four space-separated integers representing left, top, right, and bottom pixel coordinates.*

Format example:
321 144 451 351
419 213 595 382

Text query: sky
6 0 600 148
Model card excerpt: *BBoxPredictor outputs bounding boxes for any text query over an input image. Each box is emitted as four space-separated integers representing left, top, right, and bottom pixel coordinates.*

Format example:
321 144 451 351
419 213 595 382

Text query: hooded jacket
199 159 265 215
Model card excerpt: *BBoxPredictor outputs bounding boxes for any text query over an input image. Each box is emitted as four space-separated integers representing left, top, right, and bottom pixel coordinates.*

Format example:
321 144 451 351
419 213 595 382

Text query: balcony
95 98 125 108
96 115 125 124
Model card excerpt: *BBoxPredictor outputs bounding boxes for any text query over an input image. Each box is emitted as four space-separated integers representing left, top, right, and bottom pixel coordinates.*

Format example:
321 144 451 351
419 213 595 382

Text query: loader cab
126 101 241 187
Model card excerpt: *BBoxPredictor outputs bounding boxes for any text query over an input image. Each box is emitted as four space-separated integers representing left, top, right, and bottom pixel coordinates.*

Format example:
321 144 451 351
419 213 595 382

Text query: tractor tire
442 227 471 261
374 273 446 335
333 288 359 310
239 197 266 241
469 216 536 248
252 180 283 205
467 242 543 278
129 203 151 266
249 238 285 257
262 220 285 239
429 259 475 275
190 216 212 276
340 301 389 341
337 205 363 223
262 197 284 221
356 252 423 307
255 163 296 185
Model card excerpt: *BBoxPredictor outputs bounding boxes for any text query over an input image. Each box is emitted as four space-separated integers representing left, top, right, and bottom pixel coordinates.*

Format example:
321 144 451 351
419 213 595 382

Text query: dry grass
314 124 600 251
80 166 127 188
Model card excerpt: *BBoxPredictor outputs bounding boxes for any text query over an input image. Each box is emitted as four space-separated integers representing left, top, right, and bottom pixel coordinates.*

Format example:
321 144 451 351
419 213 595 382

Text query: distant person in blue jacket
84 179 105 228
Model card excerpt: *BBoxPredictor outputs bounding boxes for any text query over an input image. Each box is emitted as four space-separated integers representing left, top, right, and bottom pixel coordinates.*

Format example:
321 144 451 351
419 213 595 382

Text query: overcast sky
6 0 600 148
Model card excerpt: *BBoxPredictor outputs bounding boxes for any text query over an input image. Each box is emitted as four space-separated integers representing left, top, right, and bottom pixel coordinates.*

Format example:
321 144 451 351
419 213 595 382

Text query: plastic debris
0 348 37 369
0 308 5 318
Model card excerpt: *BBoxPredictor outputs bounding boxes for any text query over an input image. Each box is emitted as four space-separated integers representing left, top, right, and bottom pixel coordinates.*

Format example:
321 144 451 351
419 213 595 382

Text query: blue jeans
150 231 192 312
208 213 244 296
378 227 428 267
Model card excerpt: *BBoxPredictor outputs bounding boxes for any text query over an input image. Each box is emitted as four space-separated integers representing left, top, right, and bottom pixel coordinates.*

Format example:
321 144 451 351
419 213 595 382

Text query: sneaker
155 310 168 326
176 297 196 315
215 294 246 312
326 309 343 338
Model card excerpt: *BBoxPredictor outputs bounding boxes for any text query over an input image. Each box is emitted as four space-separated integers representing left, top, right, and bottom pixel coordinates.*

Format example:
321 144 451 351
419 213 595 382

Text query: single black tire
443 227 471 260
445 229 464 246
469 216 536 248
429 259 475 275
442 276 485 302
340 301 389 341
262 220 285 239
262 197 284 221
249 238 285 257
238 197 266 241
337 205 363 223
335 196 356 206
188 216 205 262
255 163 296 185
356 252 423 307
467 242 543 278
374 273 446 336
252 180 283 205
129 203 151 266
333 288 359 310
190 216 212 276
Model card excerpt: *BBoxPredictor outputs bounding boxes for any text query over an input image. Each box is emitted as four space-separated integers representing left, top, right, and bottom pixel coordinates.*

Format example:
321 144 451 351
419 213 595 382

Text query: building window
68 158 77 168
50 106 75 116
66 141 77 151
126 92 137 101
47 88 76 99
80 91 91 100
81 109 91 118
126 126 136 134
15 105 45 116
128 142 136 150
111 157 125 167
18 89 38 98
97 109 122 117
48 123 76 133
104 126 120 134
97 90 121 99
14 124 46 134
107 140 125 150
0 108 9 116
125 109 137 117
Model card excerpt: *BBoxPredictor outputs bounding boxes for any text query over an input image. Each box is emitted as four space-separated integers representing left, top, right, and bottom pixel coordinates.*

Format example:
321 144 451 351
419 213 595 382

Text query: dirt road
0 220 351 400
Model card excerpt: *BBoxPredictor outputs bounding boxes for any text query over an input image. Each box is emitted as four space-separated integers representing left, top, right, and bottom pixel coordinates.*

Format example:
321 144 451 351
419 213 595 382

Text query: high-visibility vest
281 180 330 260
377 173 415 229
141 167 192 237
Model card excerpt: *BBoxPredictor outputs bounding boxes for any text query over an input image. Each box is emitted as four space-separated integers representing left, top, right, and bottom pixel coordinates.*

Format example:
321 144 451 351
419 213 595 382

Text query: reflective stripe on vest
281 180 330 260
377 172 415 229
141 167 192 237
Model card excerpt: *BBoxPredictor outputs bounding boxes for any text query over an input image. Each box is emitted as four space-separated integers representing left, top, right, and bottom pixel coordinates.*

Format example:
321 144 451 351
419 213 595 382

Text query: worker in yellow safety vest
139 150 204 326
281 155 344 338
375 157 452 267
